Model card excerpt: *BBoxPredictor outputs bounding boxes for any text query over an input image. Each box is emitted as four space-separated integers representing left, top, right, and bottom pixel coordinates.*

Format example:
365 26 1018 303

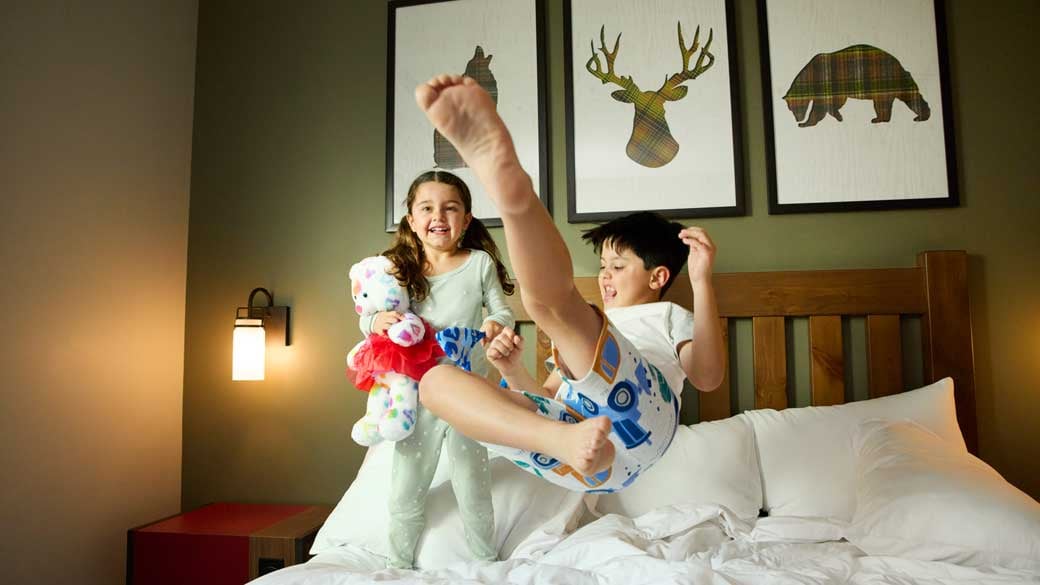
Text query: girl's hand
679 226 716 286
480 320 504 346
486 327 524 375
371 311 403 336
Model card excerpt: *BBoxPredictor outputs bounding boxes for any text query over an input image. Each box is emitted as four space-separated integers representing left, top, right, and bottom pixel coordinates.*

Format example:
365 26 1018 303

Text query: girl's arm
359 312 376 335
363 311 403 336
677 227 725 392
481 253 515 331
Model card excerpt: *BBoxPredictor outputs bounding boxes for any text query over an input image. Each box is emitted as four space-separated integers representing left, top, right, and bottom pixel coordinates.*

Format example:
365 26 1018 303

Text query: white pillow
596 413 763 520
311 441 588 569
847 419 1040 571
744 377 964 521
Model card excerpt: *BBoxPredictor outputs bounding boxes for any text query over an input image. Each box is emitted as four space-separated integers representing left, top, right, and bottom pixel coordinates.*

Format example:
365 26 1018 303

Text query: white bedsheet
252 504 1039 585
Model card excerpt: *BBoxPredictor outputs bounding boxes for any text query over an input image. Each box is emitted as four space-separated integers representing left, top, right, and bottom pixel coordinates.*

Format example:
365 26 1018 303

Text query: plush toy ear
350 255 389 282
349 257 371 282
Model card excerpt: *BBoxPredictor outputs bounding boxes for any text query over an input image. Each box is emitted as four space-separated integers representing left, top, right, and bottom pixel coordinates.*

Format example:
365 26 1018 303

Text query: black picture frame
563 0 745 223
386 0 551 231
759 0 959 214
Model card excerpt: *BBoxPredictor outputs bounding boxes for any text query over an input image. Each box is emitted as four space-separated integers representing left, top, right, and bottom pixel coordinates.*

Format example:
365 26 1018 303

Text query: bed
252 250 1040 585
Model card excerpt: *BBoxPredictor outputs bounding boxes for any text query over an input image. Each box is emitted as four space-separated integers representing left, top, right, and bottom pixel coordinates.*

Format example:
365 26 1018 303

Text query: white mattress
252 504 1039 585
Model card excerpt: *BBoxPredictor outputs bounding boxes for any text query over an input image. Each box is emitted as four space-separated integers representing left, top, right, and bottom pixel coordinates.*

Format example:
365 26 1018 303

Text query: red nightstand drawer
128 503 331 585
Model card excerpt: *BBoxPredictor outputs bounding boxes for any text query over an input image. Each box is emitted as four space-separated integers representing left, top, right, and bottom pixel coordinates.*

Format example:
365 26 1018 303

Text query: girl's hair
383 170 514 303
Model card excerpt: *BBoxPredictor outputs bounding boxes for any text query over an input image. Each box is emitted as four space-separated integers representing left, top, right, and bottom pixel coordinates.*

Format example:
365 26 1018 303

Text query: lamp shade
232 318 265 381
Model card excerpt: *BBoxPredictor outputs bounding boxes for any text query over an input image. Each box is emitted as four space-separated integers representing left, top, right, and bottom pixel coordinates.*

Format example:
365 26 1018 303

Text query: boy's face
598 242 665 309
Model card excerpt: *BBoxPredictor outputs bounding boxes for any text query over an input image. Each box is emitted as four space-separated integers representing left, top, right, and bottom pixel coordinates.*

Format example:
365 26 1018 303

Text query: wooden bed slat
698 317 731 421
809 316 845 406
664 267 926 317
518 266 928 321
506 281 602 324
753 316 787 410
918 251 978 453
534 328 552 387
866 315 903 398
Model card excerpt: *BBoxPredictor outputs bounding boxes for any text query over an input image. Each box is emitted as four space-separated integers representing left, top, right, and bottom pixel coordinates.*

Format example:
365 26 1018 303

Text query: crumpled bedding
250 504 1039 585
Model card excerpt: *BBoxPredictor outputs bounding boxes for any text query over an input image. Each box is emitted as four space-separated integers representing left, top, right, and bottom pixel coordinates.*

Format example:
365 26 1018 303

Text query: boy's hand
486 327 524 375
679 226 716 286
371 311 403 336
480 320 504 347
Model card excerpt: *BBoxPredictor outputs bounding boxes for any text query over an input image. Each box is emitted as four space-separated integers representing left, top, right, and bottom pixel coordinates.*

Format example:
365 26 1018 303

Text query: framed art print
760 0 958 213
564 0 745 222
387 0 549 230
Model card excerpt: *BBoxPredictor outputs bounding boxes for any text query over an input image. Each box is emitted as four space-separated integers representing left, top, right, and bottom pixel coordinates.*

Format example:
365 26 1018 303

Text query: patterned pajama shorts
485 312 680 493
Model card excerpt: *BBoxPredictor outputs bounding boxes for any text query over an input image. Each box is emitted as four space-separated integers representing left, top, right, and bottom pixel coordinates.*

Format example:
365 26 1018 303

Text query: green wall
183 0 1040 509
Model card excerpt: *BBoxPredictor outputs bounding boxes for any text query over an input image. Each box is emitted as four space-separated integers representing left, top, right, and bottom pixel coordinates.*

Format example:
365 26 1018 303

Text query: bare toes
415 84 438 110
431 74 464 89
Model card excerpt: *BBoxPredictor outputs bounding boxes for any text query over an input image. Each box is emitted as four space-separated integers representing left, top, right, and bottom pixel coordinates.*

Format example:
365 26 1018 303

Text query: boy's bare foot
415 75 530 213
558 416 615 476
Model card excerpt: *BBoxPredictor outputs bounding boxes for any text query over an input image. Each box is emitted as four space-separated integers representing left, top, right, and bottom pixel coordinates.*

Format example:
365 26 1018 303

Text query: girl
363 170 515 569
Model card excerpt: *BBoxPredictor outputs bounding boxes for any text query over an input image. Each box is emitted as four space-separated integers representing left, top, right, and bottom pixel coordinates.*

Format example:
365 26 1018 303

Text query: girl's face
406 181 472 253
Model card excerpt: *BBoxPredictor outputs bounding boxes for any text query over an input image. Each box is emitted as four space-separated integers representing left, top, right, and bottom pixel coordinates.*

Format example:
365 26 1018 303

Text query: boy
415 75 724 491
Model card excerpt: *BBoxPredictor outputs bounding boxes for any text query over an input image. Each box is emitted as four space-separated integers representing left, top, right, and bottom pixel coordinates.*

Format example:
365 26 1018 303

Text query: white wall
0 1 197 583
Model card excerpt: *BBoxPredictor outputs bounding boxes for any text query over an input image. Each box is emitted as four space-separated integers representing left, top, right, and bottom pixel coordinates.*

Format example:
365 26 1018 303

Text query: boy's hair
581 211 688 295
383 170 514 302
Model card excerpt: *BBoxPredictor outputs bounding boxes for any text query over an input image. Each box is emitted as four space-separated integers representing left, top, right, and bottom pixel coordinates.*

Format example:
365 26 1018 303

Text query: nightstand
127 502 332 585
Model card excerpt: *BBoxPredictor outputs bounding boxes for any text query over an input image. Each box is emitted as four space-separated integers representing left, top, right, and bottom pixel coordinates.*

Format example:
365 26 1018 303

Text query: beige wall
0 2 197 583
182 0 1039 512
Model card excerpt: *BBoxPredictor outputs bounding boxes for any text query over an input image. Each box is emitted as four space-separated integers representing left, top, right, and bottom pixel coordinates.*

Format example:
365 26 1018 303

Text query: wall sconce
232 288 291 381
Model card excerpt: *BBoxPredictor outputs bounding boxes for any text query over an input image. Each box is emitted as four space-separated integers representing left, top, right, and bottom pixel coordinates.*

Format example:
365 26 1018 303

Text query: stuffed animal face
349 256 410 317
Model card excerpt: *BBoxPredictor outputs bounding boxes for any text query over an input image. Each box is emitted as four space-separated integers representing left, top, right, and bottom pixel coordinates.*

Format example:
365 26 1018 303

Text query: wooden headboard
505 250 978 454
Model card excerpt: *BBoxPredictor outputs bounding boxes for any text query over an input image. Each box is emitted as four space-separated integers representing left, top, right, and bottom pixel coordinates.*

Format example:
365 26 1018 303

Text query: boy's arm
500 366 561 401
679 281 725 391
678 227 726 392
487 329 561 404
494 371 559 411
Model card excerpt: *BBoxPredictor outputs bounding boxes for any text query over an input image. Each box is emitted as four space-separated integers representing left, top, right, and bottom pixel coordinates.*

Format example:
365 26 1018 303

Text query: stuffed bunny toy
346 256 444 446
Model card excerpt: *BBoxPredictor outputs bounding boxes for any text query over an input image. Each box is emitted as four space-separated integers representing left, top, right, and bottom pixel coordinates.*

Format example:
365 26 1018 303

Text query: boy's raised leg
418 365 614 477
415 75 600 378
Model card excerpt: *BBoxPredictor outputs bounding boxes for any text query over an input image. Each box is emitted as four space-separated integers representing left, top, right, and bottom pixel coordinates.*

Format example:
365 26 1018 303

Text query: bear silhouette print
783 44 930 127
